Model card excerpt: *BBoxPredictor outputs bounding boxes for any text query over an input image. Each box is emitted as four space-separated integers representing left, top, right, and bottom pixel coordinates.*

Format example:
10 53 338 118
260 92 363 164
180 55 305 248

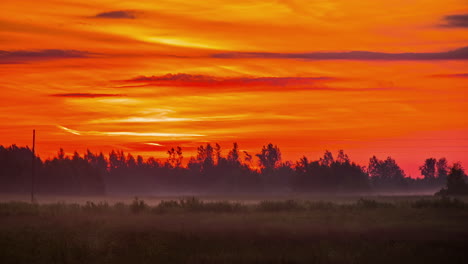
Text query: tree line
0 143 466 195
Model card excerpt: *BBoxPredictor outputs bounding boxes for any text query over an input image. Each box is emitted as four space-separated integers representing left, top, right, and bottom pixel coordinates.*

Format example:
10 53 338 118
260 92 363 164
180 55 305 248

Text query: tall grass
1 197 468 263
0 196 467 216
156 197 244 213
411 196 466 209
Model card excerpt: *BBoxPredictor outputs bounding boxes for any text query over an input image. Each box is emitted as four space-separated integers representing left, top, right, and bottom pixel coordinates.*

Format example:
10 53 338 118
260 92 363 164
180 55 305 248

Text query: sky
1 0 467 177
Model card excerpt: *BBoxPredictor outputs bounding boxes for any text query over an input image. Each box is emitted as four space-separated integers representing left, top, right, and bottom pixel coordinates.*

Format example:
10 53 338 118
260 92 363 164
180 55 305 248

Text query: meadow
1 196 468 264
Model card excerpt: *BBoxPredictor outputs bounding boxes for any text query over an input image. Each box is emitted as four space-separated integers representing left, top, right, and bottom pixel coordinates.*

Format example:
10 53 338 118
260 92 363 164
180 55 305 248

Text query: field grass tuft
1 196 468 263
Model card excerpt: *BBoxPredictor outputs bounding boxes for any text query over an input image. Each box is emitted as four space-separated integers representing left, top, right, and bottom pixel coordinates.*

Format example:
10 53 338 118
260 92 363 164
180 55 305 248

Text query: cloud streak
127 73 335 83
441 14 468 28
0 49 91 64
57 125 204 138
122 73 337 89
119 73 390 94
51 93 124 98
94 10 137 19
211 46 468 61
88 114 251 124
430 73 468 78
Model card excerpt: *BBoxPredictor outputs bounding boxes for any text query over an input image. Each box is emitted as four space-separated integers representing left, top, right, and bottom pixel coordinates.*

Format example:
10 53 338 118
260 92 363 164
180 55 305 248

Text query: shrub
257 200 304 212
0 201 39 216
200 201 244 213
179 197 204 211
355 198 394 209
83 201 110 213
113 202 127 213
411 197 466 209
130 197 148 214
154 200 180 213
177 197 245 213
305 201 336 210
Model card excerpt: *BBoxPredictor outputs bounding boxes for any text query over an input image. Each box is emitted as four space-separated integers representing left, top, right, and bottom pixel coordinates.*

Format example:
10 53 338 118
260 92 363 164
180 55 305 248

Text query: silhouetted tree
320 150 334 166
420 158 436 180
256 143 281 171
368 156 407 190
0 145 41 193
58 148 65 160
243 151 252 166
146 157 161 169
294 150 368 192
195 143 214 171
214 143 222 165
167 147 183 168
436 162 468 195
336 150 350 164
137 155 144 167
227 142 240 165
127 153 136 168
109 150 126 170
436 158 449 179
41 149 105 195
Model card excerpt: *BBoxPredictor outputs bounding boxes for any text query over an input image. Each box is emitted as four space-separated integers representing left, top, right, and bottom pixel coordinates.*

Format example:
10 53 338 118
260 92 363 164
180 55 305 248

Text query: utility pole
31 129 35 203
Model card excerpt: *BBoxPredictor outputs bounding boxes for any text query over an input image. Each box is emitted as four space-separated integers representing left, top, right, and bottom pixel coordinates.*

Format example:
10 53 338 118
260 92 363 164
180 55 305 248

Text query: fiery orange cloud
0 0 467 177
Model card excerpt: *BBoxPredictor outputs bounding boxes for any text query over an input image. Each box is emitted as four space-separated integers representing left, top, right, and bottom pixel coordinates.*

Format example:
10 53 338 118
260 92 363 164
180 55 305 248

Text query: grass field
1 196 468 264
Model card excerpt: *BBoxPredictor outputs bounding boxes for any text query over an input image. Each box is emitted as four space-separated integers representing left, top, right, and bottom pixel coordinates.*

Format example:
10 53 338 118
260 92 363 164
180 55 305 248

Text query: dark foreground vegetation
1 197 468 264
1 143 466 195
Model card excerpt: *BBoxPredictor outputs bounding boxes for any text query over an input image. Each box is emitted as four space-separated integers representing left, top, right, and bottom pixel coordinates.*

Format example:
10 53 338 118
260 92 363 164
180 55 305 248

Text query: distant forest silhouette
0 143 466 195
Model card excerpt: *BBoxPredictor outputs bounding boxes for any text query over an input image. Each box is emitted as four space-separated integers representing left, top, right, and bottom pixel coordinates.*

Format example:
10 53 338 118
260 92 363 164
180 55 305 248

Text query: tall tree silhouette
420 158 437 180
227 142 240 165
336 150 350 164
368 156 406 189
437 162 468 195
167 147 183 168
320 150 334 166
294 150 368 192
256 143 281 170
436 158 449 179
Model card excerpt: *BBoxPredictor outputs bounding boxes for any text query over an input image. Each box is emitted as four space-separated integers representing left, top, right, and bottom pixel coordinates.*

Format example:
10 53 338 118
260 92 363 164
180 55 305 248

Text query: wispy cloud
441 14 468 28
145 142 164 146
123 141 196 152
57 125 204 138
121 73 339 92
430 73 468 78
119 73 390 94
57 126 81 136
126 73 335 83
88 114 250 124
94 10 137 19
211 46 468 61
0 49 91 64
89 117 194 123
51 93 124 98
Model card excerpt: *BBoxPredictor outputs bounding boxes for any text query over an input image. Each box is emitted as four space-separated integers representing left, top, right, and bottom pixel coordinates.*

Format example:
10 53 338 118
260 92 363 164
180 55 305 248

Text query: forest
1 143 465 196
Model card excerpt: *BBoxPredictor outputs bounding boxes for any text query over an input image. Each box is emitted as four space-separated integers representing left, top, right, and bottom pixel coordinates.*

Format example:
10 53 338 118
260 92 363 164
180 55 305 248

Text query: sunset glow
1 0 467 176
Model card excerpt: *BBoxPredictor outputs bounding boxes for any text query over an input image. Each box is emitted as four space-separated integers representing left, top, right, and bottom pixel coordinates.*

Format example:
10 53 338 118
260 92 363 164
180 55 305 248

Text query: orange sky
1 0 467 177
